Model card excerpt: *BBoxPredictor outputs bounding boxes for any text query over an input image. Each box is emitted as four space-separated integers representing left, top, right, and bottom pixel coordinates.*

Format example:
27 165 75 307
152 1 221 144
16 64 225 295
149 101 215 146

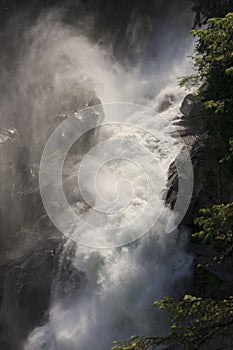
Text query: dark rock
180 93 202 117
199 325 233 350
165 93 208 224
166 92 233 308
53 242 87 306
0 90 104 349
195 258 233 283
180 93 195 116
165 135 207 225
0 225 64 350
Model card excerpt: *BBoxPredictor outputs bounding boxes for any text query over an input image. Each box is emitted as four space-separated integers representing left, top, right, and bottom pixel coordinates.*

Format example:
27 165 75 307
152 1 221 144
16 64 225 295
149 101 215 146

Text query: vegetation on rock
193 203 233 264
113 9 233 350
112 295 233 350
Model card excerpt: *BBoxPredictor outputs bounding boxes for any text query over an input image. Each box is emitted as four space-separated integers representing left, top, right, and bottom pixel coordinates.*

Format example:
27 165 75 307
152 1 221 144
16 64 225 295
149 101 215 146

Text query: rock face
200 325 233 350
0 94 104 350
165 135 207 224
165 94 207 225
53 242 87 306
166 94 233 307
180 93 202 117
167 88 231 216
180 93 195 116
0 224 63 350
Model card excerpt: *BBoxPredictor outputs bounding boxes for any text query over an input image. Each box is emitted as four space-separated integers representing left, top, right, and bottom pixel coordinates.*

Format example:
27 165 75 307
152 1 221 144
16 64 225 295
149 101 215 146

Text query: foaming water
22 8 194 350
26 230 191 350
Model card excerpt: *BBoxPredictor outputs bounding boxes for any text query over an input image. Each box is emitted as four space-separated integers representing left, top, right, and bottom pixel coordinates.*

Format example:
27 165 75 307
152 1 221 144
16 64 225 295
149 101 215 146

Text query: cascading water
0 2 195 350
23 12 194 350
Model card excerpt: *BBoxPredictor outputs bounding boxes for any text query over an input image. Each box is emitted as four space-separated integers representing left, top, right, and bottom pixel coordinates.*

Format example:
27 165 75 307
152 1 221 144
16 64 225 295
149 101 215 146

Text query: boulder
180 94 201 117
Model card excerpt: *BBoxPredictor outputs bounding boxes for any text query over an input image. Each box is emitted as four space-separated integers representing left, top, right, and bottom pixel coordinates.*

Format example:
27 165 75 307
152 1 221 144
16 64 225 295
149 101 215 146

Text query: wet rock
0 224 64 350
165 93 208 225
53 242 87 306
180 93 202 117
0 90 104 349
165 135 207 224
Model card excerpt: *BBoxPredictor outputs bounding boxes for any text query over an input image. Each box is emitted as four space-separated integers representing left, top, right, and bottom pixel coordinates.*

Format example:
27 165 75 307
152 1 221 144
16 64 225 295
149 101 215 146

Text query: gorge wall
0 1 196 349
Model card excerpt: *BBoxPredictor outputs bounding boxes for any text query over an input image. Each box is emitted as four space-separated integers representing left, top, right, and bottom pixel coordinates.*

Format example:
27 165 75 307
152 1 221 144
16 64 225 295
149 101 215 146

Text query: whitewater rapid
21 10 194 350
25 102 193 350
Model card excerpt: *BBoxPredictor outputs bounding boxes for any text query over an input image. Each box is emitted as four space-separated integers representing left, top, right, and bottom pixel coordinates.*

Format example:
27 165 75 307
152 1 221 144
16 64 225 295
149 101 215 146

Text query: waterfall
25 98 193 349
22 10 194 350
0 2 195 349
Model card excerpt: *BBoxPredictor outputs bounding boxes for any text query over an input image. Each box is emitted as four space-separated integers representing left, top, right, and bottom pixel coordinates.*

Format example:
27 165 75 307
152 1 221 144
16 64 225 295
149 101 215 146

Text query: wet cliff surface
166 93 207 222
166 94 233 305
0 100 103 350
0 94 197 350
0 1 195 349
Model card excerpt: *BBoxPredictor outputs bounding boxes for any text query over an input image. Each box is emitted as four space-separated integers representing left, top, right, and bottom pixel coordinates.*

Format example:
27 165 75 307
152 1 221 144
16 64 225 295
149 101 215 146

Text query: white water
23 10 194 350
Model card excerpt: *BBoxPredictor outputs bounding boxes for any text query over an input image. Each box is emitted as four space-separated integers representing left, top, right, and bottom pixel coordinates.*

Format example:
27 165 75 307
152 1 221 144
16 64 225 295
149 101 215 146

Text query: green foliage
182 14 233 145
178 74 200 89
190 13 233 109
154 295 233 349
112 11 233 350
112 295 233 350
193 203 233 264
112 335 162 350
183 13 233 199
